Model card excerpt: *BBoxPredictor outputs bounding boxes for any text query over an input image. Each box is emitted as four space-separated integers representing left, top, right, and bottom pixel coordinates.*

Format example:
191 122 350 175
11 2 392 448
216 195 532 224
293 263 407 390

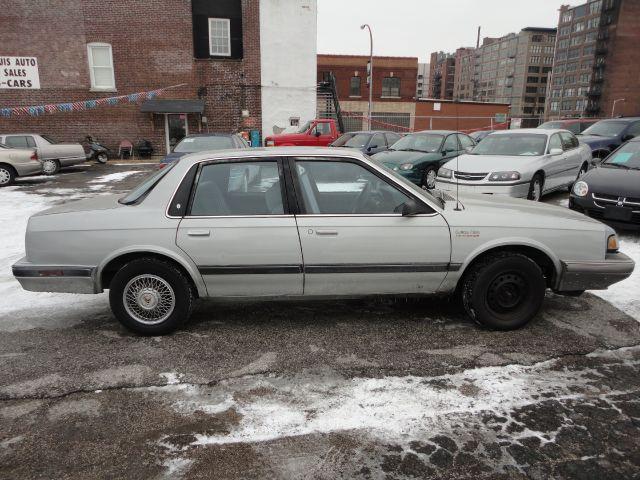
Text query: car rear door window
457 134 475 150
190 161 284 216
627 122 640 139
4 136 33 148
293 160 411 215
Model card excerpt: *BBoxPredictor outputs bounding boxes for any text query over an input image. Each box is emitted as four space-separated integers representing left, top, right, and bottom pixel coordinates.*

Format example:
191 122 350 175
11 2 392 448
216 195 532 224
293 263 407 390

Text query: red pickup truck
264 119 340 147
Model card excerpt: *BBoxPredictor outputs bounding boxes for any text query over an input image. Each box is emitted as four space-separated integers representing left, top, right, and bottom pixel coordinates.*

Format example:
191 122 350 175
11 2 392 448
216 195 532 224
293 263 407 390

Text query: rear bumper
434 180 530 198
556 252 635 292
59 156 88 167
12 258 98 294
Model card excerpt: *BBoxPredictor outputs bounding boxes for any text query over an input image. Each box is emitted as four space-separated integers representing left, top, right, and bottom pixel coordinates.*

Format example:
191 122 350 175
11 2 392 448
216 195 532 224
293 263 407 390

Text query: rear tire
42 159 61 175
0 165 16 187
96 153 108 164
461 252 546 330
527 173 543 201
109 258 194 335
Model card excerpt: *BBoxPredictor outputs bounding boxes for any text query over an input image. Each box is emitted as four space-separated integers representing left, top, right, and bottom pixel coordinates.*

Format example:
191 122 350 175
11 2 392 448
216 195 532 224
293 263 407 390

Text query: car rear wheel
421 166 438 190
527 174 543 201
42 159 61 175
96 153 108 164
461 252 546 330
0 165 16 187
109 258 194 335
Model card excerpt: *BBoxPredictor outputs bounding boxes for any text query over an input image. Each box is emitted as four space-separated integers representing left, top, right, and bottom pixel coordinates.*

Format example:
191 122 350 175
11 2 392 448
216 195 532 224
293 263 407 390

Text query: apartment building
546 0 640 119
416 63 430 99
428 52 455 100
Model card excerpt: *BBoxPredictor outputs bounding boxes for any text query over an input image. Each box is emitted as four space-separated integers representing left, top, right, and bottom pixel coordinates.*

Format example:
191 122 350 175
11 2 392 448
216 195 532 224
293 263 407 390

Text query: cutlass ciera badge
455 230 480 238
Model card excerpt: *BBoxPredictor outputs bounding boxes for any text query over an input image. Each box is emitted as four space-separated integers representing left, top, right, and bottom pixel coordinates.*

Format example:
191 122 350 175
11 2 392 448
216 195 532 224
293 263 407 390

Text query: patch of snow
89 170 143 184
593 236 640 322
161 457 193 479
159 372 183 385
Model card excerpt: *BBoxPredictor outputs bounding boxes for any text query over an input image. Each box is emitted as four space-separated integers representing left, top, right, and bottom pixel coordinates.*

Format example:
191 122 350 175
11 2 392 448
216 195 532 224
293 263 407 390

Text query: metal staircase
317 73 345 133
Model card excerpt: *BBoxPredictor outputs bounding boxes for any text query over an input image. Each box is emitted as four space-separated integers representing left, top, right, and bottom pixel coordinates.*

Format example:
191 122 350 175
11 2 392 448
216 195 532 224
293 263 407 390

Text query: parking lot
1 163 640 479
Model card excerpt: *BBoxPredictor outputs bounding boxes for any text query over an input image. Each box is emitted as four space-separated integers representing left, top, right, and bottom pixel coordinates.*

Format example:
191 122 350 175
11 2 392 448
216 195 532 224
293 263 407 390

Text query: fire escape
316 73 345 133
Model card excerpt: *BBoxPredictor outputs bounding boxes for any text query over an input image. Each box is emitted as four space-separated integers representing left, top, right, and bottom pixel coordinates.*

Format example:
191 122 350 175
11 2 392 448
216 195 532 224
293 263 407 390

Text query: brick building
0 0 317 155
428 52 455 100
317 54 418 131
546 0 640 119
414 99 510 132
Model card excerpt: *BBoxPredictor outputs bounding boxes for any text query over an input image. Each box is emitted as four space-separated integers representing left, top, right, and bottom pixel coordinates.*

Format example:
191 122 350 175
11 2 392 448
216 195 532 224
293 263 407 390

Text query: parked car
372 130 475 189
264 119 340 147
329 131 402 155
160 133 249 166
0 133 86 175
570 137 640 229
469 130 495 143
434 129 592 201
0 143 41 186
13 147 634 335
576 117 640 159
537 119 598 135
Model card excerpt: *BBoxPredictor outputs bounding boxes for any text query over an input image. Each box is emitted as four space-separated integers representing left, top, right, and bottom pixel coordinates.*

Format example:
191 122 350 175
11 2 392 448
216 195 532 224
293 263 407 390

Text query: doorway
165 114 189 153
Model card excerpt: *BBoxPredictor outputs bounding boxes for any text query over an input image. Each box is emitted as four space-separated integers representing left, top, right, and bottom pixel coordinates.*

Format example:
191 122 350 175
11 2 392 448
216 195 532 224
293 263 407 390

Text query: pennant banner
0 84 186 118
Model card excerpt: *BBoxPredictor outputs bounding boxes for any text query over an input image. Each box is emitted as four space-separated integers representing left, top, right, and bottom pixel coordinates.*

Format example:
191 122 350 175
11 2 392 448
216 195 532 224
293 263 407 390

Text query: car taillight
158 163 167 169
30 151 38 161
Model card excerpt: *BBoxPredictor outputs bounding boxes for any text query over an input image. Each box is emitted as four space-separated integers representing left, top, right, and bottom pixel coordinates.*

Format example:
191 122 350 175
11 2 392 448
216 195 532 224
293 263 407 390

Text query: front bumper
570 195 640 230
556 252 635 292
12 257 98 294
434 180 530 198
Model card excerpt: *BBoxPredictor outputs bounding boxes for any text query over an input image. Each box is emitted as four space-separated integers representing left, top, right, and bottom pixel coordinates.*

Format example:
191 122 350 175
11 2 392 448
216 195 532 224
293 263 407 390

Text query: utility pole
612 98 625 118
361 24 373 130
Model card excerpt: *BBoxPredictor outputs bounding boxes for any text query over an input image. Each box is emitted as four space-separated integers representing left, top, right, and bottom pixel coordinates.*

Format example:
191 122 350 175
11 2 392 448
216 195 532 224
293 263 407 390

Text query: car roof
342 130 399 134
593 117 640 123
184 133 238 138
492 128 560 135
413 130 461 135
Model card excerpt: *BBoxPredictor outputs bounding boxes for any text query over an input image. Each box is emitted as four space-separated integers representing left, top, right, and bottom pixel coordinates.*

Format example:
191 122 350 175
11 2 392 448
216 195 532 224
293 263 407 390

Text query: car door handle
187 229 211 237
315 229 338 236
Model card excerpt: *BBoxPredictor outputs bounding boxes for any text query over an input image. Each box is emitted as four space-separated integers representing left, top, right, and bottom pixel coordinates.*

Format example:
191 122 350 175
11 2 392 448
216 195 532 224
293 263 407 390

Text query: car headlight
573 180 589 197
265 139 275 147
489 171 521 181
437 167 452 179
400 163 413 171
607 234 619 253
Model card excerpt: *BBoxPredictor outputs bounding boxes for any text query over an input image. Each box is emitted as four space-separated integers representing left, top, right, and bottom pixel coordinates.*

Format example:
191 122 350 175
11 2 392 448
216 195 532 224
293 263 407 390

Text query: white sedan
434 129 592 201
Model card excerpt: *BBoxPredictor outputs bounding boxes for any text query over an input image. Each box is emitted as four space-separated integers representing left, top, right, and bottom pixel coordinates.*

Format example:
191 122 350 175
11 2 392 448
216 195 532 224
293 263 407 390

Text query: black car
329 130 402 155
160 133 250 166
570 137 640 229
576 117 640 160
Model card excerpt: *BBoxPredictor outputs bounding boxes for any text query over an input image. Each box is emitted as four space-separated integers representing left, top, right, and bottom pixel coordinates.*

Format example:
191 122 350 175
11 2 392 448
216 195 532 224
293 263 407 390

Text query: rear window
173 136 235 153
119 162 176 205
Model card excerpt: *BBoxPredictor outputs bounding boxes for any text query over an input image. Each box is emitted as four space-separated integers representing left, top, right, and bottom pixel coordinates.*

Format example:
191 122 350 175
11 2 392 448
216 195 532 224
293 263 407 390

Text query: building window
531 45 542 54
573 21 585 32
570 36 583 46
543 56 554 64
566 62 578 72
580 73 592 83
568 48 581 59
530 56 541 64
350 76 361 97
87 43 115 91
527 76 539 83
532 34 544 42
550 101 559 112
559 26 571 36
382 77 401 97
589 0 602 14
561 12 573 23
208 18 231 56
587 17 600 29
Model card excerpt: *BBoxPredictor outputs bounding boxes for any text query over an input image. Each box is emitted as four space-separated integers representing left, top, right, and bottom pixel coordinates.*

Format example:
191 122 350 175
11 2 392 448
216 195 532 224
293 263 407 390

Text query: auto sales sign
0 56 40 89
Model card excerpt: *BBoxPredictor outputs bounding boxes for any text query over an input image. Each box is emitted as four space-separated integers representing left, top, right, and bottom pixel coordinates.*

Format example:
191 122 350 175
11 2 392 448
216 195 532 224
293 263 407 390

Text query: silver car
13 147 634 334
0 133 87 175
434 129 592 201
0 142 42 186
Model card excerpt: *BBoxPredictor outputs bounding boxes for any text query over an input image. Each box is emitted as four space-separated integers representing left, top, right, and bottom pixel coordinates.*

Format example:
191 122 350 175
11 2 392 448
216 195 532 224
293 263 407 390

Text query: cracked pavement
1 164 640 479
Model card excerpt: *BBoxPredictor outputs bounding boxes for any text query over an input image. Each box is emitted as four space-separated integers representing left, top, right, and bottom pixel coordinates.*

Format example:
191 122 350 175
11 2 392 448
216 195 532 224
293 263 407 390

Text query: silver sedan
434 129 592 201
13 147 634 334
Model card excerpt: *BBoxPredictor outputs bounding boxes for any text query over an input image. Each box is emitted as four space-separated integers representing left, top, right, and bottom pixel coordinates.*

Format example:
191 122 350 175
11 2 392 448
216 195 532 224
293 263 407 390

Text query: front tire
461 252 546 330
96 153 108 164
109 258 194 335
421 166 438 190
527 173 543 201
42 159 61 175
0 165 16 187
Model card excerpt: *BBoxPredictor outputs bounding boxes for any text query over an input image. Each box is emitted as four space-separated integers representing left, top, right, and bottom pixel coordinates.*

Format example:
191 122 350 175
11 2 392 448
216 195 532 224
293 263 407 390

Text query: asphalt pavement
1 162 639 480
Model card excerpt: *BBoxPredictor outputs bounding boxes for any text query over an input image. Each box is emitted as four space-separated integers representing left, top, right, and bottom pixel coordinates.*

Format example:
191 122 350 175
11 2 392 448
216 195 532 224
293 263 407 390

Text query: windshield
537 122 563 130
297 121 313 133
174 136 234 153
332 133 371 148
391 133 443 153
603 141 640 169
470 134 547 156
581 121 627 137
40 135 56 144
118 162 176 205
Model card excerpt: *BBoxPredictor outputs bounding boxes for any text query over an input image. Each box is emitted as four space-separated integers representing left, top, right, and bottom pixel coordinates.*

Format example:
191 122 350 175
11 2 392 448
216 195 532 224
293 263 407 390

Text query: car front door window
548 134 563 153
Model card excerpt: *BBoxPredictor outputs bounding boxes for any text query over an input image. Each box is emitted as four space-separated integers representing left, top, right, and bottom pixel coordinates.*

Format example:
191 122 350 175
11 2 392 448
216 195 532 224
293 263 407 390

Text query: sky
317 0 586 63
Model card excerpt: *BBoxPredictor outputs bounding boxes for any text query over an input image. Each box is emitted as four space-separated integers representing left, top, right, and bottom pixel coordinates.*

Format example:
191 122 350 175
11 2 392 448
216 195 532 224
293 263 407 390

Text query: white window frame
87 43 116 91
208 18 231 57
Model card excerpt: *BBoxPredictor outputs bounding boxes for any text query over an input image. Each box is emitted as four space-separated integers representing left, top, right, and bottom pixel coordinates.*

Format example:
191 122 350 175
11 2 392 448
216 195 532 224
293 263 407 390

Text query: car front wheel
421 166 438 189
461 252 546 330
527 173 543 201
109 258 194 335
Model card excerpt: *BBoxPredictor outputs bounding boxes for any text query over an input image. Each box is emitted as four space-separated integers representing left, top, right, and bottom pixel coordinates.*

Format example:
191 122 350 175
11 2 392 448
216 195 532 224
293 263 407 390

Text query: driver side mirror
367 145 378 151
314 130 322 137
548 148 563 155
400 199 431 216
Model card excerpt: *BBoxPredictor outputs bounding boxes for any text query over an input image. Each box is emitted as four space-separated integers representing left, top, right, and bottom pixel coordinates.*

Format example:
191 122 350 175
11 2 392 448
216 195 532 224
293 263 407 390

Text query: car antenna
454 98 462 211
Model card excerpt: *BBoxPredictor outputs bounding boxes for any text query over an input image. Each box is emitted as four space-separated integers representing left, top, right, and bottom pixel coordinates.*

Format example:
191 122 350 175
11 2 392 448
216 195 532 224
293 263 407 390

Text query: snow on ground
593 236 640 321
0 188 107 332
150 346 639 448
89 171 143 184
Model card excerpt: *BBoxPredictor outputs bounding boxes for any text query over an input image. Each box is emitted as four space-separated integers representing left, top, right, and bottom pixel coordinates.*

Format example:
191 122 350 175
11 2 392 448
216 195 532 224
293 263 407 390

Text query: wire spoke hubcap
426 169 437 188
123 275 175 325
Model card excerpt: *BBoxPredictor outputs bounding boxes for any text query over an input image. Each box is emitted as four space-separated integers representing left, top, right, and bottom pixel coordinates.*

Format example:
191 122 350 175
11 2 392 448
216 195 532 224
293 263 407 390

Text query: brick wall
415 100 510 132
0 0 261 155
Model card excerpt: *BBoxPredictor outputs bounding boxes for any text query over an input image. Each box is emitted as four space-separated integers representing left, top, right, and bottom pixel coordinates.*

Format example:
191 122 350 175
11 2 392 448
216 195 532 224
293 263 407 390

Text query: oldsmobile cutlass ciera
13 148 634 335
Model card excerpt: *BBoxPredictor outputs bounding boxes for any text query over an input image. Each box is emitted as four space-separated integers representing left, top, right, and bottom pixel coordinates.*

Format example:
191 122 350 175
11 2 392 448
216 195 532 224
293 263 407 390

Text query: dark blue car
160 133 250 166
329 131 402 155
577 117 640 160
